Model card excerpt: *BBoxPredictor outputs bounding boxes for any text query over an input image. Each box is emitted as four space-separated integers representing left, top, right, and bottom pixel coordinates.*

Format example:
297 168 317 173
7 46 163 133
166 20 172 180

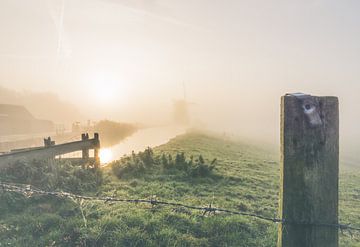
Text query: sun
94 82 116 104
86 71 127 106
81 69 132 107
99 148 113 164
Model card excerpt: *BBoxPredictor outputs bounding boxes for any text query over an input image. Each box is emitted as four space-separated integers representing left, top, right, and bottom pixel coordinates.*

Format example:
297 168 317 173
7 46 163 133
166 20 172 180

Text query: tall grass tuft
111 148 217 179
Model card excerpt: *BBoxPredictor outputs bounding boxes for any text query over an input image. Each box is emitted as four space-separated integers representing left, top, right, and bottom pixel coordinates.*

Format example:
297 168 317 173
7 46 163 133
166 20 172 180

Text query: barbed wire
1 182 360 235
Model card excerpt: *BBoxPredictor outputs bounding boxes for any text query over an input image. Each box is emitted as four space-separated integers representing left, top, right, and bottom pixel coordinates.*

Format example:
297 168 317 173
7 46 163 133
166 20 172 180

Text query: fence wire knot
203 204 216 216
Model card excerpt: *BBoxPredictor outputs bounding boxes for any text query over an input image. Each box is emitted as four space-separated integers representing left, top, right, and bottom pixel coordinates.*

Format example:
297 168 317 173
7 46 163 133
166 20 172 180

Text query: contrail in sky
57 0 65 61
99 0 209 33
48 0 71 63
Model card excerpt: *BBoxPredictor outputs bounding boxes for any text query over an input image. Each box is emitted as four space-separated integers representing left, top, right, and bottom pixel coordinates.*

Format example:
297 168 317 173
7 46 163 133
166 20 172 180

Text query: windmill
173 82 194 125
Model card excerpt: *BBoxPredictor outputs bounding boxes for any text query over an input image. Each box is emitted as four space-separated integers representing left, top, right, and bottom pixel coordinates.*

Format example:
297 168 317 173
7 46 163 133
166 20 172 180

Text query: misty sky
0 0 360 153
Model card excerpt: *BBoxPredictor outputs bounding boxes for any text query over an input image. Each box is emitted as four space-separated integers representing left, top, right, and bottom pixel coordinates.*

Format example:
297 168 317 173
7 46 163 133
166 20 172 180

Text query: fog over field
0 0 359 164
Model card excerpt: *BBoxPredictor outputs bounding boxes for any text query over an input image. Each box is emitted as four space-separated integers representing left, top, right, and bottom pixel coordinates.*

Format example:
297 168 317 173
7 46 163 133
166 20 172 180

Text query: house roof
0 104 34 119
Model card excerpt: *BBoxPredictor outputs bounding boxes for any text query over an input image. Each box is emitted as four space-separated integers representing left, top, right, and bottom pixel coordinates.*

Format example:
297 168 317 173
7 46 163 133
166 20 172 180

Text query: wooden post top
282 93 338 128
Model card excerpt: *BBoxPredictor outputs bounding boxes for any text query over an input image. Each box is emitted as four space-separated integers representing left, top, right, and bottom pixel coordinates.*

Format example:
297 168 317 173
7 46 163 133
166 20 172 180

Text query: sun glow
95 83 115 103
85 71 128 106
99 148 113 164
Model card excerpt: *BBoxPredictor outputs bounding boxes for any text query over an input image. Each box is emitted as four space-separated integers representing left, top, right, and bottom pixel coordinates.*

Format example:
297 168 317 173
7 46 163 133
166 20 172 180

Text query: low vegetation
0 132 359 246
94 120 137 147
112 147 217 179
0 159 103 193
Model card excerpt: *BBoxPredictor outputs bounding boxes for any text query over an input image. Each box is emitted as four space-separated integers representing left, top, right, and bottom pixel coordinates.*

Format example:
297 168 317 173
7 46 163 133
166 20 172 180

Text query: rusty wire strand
1 182 360 235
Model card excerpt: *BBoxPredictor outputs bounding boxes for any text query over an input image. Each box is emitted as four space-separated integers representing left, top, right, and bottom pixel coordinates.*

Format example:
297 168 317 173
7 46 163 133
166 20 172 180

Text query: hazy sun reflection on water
99 148 113 164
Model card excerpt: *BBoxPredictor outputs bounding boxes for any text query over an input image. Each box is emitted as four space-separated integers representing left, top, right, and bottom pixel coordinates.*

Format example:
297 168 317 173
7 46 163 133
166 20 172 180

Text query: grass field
0 131 359 246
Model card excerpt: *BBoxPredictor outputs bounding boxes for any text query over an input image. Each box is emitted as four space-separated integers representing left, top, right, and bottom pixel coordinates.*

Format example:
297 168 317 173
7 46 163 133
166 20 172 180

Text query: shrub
111 148 217 179
161 153 216 177
138 147 154 167
112 160 146 179
111 150 149 178
188 157 217 177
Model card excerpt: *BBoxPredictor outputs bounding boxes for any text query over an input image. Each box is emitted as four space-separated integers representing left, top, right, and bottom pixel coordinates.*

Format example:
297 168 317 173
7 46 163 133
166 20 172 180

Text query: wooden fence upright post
81 133 89 169
94 133 100 168
81 133 90 160
278 93 339 247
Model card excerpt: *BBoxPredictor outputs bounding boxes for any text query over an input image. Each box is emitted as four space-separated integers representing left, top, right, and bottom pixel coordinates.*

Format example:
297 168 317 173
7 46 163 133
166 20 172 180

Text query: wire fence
1 182 360 237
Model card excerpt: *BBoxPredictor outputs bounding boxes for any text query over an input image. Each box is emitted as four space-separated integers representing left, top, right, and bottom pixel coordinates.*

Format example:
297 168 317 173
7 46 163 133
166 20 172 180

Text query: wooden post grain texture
278 94 339 247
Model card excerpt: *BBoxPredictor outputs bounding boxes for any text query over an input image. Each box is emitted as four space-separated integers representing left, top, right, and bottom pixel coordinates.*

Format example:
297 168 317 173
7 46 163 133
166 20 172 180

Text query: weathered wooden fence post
94 133 100 168
81 133 90 159
81 133 89 169
278 93 339 247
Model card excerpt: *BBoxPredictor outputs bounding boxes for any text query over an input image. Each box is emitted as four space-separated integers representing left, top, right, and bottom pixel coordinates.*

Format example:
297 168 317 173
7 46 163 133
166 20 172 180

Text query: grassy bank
0 132 359 246
94 120 137 147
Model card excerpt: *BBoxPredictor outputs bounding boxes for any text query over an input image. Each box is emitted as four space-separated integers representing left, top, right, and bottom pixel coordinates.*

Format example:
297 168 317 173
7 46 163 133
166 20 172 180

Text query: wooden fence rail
0 133 100 169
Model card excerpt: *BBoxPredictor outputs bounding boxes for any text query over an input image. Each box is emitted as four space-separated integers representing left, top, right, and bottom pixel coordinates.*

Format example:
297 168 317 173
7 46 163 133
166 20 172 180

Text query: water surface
104 125 186 164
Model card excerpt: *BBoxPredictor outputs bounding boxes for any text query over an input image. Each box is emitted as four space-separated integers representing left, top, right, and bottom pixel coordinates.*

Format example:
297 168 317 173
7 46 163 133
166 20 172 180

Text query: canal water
0 126 186 164
101 125 186 164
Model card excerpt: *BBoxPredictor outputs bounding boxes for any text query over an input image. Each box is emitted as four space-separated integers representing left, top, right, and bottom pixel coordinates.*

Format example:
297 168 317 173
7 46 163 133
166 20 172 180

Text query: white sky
0 0 359 151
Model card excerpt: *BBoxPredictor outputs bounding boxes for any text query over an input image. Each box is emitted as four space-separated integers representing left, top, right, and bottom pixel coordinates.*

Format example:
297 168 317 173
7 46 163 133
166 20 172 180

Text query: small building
0 104 54 135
